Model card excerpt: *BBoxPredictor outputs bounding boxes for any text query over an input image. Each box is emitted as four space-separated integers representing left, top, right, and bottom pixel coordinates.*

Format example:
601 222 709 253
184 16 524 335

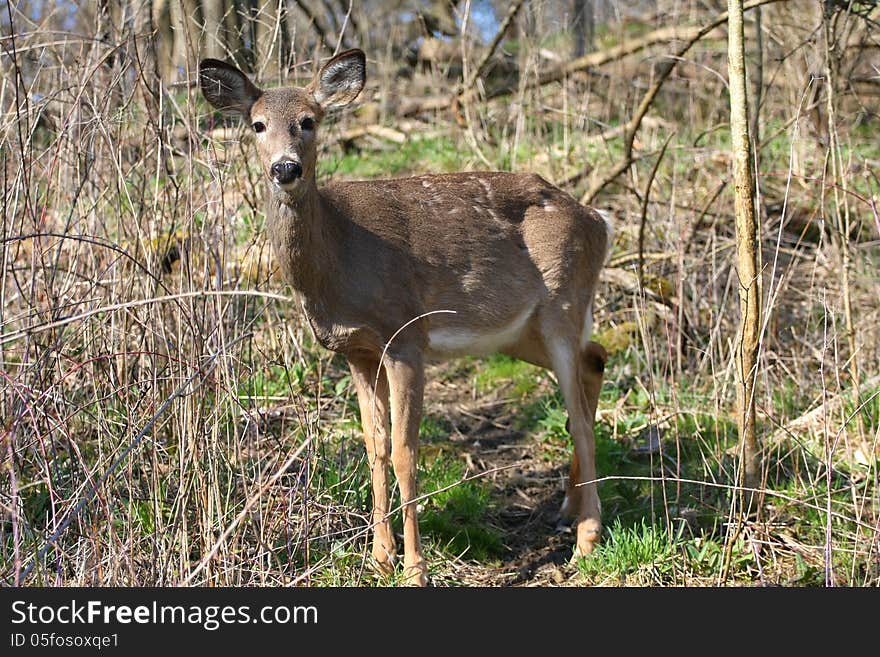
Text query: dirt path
424 368 584 586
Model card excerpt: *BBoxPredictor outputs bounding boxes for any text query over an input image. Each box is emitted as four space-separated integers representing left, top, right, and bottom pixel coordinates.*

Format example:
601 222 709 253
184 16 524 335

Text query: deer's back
309 171 609 357
322 171 606 268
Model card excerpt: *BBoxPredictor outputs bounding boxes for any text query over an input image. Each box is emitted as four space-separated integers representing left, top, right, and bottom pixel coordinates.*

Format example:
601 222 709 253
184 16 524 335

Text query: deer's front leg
384 353 428 586
348 357 396 573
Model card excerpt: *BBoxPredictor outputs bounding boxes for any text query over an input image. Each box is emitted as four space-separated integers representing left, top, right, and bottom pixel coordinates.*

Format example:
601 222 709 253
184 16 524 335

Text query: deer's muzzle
270 159 303 185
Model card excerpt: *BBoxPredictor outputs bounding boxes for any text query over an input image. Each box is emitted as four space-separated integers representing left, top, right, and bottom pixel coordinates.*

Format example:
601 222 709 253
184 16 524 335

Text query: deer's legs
348 357 396 573
544 327 602 557
385 353 428 586
560 341 607 521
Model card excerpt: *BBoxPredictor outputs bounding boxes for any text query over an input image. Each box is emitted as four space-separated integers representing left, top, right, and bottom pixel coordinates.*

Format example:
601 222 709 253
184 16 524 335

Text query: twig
638 132 675 287
0 290 292 346
12 332 253 585
461 0 524 93
580 0 786 204
179 438 311 585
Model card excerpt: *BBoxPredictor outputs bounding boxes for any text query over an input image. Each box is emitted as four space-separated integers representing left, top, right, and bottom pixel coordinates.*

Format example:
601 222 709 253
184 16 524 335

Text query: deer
199 49 613 586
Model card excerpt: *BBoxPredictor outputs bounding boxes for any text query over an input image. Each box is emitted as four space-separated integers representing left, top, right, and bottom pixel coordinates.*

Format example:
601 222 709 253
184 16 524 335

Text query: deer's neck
266 181 340 297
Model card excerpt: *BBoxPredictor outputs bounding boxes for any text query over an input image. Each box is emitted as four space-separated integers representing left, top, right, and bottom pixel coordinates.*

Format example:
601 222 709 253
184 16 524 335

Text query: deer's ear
309 49 365 110
199 59 262 116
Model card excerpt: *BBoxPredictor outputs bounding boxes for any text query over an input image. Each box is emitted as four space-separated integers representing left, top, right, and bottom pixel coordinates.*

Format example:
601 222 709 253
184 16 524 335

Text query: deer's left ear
309 49 366 110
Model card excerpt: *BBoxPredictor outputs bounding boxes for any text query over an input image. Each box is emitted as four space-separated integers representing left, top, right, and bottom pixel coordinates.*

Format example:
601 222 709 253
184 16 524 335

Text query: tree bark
727 0 762 503
152 0 176 81
132 0 161 107
202 0 226 59
254 0 290 77
573 0 594 57
168 0 185 80
224 0 245 67
749 6 763 147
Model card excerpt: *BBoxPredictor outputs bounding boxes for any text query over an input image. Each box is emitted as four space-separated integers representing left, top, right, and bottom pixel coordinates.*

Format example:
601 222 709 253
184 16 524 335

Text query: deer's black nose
270 160 302 184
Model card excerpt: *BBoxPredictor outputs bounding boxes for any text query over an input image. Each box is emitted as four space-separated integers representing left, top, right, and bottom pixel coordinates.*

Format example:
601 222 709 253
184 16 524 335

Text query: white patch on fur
596 209 615 256
579 304 593 350
547 339 577 400
543 204 557 212
428 304 535 356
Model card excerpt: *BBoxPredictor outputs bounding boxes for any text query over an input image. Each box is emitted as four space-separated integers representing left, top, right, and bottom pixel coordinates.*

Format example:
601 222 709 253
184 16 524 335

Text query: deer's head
199 50 366 202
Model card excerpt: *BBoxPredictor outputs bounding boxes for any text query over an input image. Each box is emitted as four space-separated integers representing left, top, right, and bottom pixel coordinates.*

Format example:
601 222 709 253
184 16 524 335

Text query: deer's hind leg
559 341 607 522
540 313 603 557
500 335 607 530
349 356 397 573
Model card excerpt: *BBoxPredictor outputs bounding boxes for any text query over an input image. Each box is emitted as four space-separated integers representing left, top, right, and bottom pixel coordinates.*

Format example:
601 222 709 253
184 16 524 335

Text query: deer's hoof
372 543 397 576
403 561 429 587
573 518 602 558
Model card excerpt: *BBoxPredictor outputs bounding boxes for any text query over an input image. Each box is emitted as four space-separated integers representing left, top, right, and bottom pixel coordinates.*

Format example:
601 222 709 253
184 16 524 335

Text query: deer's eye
300 117 315 132
252 121 266 133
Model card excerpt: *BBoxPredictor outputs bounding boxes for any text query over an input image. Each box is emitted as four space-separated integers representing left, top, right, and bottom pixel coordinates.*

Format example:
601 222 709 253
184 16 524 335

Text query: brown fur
199 50 612 585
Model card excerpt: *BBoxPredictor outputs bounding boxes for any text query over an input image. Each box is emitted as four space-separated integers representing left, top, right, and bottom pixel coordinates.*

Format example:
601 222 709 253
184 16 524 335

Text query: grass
319 134 467 180
575 519 679 583
473 354 542 398
574 518 757 585
418 454 503 562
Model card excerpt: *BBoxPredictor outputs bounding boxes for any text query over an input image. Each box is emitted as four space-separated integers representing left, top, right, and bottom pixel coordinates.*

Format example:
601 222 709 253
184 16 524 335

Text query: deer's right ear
199 59 262 116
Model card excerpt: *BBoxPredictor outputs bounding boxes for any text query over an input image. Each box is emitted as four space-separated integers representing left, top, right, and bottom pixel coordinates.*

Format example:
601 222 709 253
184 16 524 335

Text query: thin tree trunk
727 0 762 502
202 0 226 59
169 0 201 81
225 0 245 67
168 0 188 80
573 0 594 57
254 0 289 77
132 0 161 105
750 5 765 352
750 6 763 147
152 0 176 81
183 0 202 63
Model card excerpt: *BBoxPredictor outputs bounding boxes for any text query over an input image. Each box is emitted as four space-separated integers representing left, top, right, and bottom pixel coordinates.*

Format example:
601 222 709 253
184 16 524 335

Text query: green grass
576 518 677 581
420 414 453 442
275 325 876 586
576 518 757 584
239 363 296 400
473 354 542 397
418 454 503 561
319 134 468 180
305 406 502 580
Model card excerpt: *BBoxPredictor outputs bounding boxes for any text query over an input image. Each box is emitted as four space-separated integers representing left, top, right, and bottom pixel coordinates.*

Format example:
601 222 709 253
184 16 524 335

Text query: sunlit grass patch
473 353 543 398
575 519 678 582
319 134 467 180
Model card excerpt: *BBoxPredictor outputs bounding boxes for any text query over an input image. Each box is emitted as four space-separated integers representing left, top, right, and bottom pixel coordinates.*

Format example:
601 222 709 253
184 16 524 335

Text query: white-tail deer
199 50 613 585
